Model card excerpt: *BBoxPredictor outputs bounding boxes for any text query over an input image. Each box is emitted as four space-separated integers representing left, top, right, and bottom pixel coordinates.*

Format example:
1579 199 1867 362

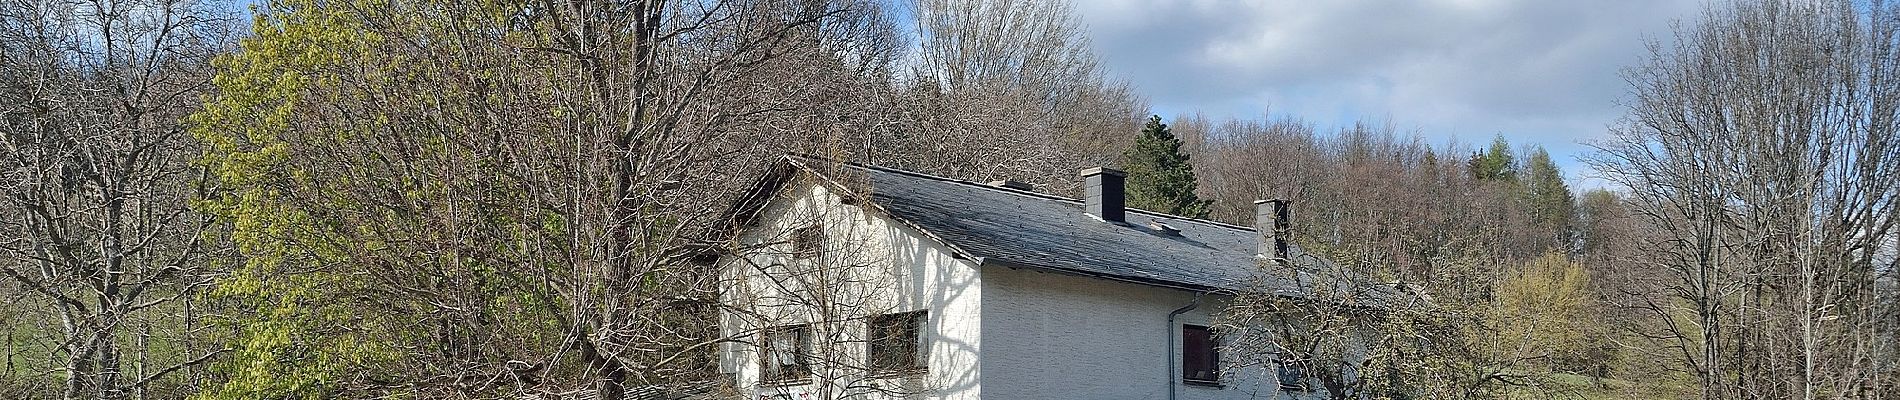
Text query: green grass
1502 372 1696 400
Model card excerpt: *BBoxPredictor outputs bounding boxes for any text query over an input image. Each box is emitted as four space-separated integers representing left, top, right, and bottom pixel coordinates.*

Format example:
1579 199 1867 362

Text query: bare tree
1186 115 1626 398
0 0 234 398
187 0 914 398
1214 248 1478 400
1591 0 1900 398
880 0 1144 192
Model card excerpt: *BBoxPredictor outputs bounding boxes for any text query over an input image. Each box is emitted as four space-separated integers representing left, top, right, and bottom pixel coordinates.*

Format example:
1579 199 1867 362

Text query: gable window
1182 324 1219 384
867 311 927 375
760 324 812 385
791 225 824 259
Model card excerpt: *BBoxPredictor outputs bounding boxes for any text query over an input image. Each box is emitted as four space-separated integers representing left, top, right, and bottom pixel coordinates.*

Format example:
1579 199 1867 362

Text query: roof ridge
787 153 1069 202
1128 209 1259 232
783 153 1262 233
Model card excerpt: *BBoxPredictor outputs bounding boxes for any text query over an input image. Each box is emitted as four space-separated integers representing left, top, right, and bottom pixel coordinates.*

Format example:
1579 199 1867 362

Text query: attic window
760 324 812 385
1183 324 1220 385
867 311 927 375
791 225 824 259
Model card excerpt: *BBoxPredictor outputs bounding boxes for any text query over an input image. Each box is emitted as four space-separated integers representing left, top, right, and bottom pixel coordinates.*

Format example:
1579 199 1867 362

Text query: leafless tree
875 0 1144 193
0 0 235 398
1185 114 1628 398
1215 248 1482 400
188 0 922 398
1591 0 1900 398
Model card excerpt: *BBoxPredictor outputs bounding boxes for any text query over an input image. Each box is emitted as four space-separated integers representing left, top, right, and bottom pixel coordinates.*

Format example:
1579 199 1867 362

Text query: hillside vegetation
1 0 1895 399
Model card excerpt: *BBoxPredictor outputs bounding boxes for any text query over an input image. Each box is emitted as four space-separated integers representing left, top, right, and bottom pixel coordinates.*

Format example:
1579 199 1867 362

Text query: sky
1069 0 1705 189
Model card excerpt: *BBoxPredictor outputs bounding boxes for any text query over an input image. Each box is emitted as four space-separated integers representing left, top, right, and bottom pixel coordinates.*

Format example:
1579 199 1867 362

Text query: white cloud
1073 0 1701 185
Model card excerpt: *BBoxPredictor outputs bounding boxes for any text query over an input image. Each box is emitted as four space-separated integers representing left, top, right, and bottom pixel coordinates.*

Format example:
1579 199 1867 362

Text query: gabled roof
729 155 1398 304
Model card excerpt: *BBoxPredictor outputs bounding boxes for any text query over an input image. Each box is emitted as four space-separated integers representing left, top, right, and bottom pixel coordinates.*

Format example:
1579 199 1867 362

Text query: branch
131 347 228 389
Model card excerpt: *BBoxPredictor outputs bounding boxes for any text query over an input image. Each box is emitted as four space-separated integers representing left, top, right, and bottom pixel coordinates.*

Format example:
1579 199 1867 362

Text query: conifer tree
1521 148 1575 231
1468 136 1517 182
1124 115 1213 218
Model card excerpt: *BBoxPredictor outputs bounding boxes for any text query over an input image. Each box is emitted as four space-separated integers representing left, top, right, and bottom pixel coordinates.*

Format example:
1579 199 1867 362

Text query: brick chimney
1255 199 1290 260
1082 167 1126 223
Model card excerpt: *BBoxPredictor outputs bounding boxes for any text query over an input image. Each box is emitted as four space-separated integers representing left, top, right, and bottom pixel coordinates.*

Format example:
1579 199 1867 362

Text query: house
716 155 1387 399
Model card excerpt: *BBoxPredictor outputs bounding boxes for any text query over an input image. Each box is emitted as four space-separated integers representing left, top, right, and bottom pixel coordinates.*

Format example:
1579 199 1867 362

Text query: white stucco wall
720 174 1336 399
720 178 982 400
979 266 1317 400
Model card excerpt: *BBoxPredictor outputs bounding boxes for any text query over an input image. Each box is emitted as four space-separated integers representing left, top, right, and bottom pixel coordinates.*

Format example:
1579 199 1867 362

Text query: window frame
791 225 824 259
759 324 813 386
1181 324 1221 386
1276 360 1309 392
865 310 928 376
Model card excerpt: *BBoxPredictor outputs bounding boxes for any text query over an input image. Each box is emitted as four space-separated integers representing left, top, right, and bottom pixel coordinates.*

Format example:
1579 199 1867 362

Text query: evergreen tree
1521 147 1576 243
1123 115 1213 218
1468 135 1517 182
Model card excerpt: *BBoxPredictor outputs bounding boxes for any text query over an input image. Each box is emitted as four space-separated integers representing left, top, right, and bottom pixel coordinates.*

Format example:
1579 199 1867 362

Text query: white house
716 156 1383 400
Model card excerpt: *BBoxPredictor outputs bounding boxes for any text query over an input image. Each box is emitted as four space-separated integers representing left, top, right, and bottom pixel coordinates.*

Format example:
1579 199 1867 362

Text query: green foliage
188 3 400 398
1229 246 1630 399
1519 148 1574 235
1467 136 1516 182
1485 252 1612 376
1123 115 1212 218
1463 137 1576 252
187 0 674 396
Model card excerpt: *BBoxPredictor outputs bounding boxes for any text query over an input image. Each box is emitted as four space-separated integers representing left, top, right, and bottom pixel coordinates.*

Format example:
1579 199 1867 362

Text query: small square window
1182 325 1219 384
867 311 927 375
1277 361 1308 392
761 324 812 385
791 225 824 259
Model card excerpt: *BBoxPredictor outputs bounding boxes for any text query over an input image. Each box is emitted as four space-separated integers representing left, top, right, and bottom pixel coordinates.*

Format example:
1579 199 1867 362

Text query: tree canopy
1 0 1894 399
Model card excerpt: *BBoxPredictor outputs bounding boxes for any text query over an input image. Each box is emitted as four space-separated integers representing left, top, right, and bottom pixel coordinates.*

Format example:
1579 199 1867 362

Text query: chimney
1255 199 1290 260
1081 167 1126 223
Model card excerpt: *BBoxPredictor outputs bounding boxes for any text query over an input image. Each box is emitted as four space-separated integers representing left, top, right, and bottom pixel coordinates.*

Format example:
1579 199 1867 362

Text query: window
760 324 812 385
867 311 927 375
791 225 824 259
1182 324 1219 384
1276 361 1308 392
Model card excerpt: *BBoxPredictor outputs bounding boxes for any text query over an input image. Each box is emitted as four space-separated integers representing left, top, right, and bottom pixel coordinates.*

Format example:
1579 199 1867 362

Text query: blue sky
1070 0 1705 189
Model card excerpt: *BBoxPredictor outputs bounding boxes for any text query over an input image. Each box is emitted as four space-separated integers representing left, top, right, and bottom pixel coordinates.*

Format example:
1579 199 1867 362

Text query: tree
1179 114 1621 397
0 0 235 397
1484 252 1612 377
1215 245 1484 400
188 0 900 398
1467 136 1516 182
1123 115 1212 218
1520 147 1575 250
1574 189 1631 260
1591 0 1900 398
893 0 1144 191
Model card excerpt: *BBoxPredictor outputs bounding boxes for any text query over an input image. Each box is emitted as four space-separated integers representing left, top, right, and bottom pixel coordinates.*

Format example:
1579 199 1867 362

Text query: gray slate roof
773 156 1366 300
